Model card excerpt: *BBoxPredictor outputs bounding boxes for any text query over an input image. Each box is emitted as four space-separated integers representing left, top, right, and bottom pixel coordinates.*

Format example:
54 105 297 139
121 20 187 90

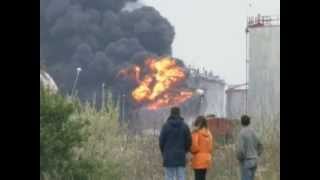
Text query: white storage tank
187 70 226 117
226 84 247 120
40 70 58 93
247 15 280 121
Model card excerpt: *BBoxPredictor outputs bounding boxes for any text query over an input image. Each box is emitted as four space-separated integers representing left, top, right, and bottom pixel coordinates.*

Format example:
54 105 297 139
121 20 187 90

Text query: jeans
194 169 207 180
240 159 257 180
164 167 185 180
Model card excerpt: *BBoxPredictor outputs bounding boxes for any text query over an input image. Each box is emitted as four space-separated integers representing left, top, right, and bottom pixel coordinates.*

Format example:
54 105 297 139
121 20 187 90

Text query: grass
41 92 279 180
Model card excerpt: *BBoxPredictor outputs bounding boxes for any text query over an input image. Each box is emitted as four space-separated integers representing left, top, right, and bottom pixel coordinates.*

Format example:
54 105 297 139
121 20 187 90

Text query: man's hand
186 152 192 165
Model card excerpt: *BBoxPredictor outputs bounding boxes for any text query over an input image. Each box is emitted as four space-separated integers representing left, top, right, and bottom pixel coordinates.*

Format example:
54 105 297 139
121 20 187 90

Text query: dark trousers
194 169 207 180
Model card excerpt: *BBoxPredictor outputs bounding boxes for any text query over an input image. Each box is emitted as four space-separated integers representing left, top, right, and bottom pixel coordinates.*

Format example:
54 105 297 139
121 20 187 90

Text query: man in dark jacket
159 107 192 180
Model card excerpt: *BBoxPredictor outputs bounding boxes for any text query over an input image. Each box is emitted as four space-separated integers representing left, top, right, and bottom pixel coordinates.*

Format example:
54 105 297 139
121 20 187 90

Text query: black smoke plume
40 0 176 101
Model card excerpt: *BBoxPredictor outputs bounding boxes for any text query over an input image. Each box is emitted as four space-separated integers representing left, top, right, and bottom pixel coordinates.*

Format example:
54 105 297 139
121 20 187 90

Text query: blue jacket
159 116 192 167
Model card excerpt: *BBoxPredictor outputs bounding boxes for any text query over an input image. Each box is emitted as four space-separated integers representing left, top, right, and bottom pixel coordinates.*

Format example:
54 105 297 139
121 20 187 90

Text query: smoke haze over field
40 0 175 99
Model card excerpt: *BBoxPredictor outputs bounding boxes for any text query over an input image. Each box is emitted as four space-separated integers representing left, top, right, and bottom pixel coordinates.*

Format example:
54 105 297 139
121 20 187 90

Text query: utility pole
122 94 126 123
245 0 253 114
245 27 249 114
71 67 82 98
101 83 105 111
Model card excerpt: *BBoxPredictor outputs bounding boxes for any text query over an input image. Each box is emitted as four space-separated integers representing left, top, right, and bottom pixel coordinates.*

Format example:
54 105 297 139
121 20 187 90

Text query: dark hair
241 115 251 126
170 107 180 117
194 116 208 129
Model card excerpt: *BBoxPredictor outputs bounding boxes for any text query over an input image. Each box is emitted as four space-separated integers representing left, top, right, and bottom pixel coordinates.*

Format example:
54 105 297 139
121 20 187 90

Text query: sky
141 0 280 85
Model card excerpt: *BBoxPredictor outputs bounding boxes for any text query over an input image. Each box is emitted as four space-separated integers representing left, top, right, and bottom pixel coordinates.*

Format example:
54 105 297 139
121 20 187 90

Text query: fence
247 15 280 27
207 117 236 144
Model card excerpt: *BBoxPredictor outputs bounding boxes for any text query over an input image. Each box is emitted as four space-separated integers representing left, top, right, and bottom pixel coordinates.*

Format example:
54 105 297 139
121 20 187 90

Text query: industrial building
246 15 280 121
187 68 226 117
127 68 226 134
226 84 247 120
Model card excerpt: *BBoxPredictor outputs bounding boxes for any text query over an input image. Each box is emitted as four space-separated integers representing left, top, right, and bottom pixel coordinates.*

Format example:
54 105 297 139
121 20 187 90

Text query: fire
148 91 193 110
119 56 193 110
117 65 141 83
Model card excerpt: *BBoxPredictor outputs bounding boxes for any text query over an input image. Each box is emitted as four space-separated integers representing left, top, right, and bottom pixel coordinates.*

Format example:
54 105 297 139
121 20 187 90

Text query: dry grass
130 118 280 180
115 118 279 180
42 96 279 180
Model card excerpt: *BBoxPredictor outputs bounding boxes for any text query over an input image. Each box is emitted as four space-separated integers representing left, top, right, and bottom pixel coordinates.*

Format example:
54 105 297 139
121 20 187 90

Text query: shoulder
182 122 190 131
240 127 251 133
246 127 256 135
161 122 170 131
191 131 199 138
239 128 248 137
180 118 187 127
240 127 256 137
207 129 213 138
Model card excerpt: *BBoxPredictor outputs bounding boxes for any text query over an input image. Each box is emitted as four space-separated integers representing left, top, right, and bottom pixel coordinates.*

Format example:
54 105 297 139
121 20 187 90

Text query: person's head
194 116 208 129
170 107 180 118
241 115 251 127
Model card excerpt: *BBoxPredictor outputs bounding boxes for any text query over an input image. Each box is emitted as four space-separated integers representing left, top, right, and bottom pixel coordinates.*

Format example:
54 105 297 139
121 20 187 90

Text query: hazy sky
141 0 280 85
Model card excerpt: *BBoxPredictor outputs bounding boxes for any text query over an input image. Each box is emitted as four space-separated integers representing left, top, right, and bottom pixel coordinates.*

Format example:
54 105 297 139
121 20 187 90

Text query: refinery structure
246 15 280 121
187 67 226 118
226 84 247 120
225 14 280 122
127 64 227 134
40 14 280 131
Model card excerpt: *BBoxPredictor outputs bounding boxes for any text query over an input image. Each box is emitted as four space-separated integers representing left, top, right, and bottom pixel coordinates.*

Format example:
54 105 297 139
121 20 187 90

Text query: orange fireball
119 56 193 110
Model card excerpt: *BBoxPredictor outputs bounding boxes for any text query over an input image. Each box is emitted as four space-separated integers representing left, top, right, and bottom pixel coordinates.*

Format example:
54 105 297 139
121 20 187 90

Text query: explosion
118 57 193 110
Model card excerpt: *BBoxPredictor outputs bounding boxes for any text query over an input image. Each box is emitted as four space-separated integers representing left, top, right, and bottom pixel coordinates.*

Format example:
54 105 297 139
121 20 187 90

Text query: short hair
194 116 208 129
170 107 180 117
241 115 251 126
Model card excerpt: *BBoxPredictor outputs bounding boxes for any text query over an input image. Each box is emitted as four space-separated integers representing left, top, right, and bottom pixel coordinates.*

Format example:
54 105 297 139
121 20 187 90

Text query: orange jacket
190 128 214 169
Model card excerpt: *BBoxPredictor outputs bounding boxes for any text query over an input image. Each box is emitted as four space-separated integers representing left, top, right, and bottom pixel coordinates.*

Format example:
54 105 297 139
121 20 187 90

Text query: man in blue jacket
159 107 192 180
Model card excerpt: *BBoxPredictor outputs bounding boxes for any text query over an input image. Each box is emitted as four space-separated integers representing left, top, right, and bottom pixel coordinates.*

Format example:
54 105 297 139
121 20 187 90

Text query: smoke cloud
40 0 176 100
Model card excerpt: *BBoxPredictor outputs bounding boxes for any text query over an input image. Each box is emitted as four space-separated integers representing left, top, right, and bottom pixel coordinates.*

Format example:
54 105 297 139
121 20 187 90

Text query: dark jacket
159 115 192 167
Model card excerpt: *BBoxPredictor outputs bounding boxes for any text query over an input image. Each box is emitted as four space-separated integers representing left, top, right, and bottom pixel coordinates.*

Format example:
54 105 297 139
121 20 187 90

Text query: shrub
40 89 90 179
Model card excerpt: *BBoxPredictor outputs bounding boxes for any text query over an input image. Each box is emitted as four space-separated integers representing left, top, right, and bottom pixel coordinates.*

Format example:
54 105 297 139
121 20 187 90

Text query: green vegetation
40 89 279 180
40 89 122 180
40 89 88 179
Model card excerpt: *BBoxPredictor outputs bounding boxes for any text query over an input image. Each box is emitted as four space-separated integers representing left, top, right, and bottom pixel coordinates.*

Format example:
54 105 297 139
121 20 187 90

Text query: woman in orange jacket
190 116 214 180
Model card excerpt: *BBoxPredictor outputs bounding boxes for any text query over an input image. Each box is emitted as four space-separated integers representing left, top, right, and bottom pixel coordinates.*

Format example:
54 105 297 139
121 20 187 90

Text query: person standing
236 115 263 180
190 116 214 180
159 107 192 180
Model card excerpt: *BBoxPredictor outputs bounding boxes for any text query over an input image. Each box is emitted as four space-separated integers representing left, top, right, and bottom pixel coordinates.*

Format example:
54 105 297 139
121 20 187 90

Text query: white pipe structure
71 67 82 97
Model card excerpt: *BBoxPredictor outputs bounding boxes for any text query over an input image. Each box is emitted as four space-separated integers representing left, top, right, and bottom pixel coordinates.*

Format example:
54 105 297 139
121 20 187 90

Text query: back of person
160 115 191 167
236 115 263 180
191 128 213 168
159 107 192 180
190 116 214 180
238 127 261 159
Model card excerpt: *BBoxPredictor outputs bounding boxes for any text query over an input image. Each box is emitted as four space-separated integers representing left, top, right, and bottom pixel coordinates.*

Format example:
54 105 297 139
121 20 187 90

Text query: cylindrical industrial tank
198 78 226 117
226 87 247 120
40 70 58 93
247 24 280 121
186 73 226 117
